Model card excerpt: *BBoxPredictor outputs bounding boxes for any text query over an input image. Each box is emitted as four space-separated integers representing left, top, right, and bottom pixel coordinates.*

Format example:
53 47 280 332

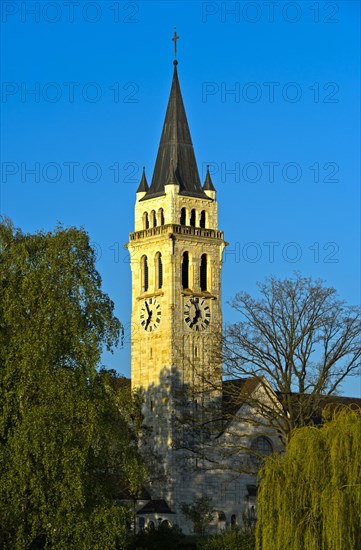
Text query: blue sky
1 1 360 396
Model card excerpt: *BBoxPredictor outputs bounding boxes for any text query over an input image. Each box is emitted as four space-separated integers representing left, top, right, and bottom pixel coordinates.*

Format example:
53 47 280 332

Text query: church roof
222 378 260 418
275 392 361 425
136 499 176 514
222 378 361 426
141 61 209 201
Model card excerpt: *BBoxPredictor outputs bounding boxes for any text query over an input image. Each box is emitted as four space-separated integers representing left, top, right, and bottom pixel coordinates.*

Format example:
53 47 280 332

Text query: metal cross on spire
172 28 180 61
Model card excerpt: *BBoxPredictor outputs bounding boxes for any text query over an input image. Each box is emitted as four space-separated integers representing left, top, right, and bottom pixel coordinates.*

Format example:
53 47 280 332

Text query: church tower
127 48 226 507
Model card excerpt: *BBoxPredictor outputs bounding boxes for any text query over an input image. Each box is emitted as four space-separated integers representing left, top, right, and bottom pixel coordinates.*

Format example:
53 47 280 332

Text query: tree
181 497 215 536
223 273 361 443
0 219 146 549
173 274 360 478
256 407 361 550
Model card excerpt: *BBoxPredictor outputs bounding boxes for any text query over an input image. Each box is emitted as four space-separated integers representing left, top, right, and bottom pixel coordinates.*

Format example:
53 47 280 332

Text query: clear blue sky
1 1 360 396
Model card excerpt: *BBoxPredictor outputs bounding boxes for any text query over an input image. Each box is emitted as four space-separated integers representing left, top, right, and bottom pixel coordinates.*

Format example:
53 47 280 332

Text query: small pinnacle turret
137 166 149 193
203 165 216 192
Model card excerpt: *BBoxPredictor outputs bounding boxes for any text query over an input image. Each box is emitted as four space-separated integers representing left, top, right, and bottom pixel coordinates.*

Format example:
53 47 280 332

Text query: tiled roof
136 499 175 514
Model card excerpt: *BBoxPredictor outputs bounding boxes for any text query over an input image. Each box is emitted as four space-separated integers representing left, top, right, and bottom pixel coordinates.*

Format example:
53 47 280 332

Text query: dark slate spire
203 165 216 192
141 61 208 200
136 166 149 193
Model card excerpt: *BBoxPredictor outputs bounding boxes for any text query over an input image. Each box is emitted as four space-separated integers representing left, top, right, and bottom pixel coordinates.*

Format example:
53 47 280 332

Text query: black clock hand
190 308 200 328
194 301 201 324
145 309 153 329
195 301 202 319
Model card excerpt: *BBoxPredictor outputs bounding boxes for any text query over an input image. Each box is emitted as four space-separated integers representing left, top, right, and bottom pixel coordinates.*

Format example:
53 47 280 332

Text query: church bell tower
126 42 226 505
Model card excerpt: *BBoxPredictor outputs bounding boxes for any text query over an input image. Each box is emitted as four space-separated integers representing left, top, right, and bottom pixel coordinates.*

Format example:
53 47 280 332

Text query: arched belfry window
141 255 149 292
143 212 149 230
182 252 189 289
190 209 196 227
151 210 157 228
200 254 207 291
155 252 163 289
200 210 206 228
180 207 186 225
158 208 165 226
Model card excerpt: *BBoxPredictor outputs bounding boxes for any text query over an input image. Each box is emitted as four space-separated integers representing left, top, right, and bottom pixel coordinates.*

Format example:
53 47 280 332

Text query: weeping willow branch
256 407 361 550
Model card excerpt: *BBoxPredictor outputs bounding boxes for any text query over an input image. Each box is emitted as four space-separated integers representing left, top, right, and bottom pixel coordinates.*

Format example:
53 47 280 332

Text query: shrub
199 527 255 550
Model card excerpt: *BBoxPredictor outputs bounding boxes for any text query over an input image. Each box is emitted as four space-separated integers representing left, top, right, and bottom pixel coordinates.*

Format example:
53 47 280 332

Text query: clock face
184 297 211 331
140 298 161 332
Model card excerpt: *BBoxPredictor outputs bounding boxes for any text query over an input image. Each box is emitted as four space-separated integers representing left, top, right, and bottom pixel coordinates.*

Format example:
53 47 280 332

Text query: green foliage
199 527 255 550
0 220 146 549
0 219 121 377
181 496 215 536
256 407 361 550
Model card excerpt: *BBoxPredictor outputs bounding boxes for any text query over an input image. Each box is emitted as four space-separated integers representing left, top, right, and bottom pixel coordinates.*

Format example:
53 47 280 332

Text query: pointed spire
141 58 208 201
203 165 216 192
136 166 149 193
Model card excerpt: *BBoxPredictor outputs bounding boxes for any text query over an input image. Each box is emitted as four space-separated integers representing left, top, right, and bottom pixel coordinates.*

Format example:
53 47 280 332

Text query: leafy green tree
181 496 215 536
256 407 361 550
0 219 145 549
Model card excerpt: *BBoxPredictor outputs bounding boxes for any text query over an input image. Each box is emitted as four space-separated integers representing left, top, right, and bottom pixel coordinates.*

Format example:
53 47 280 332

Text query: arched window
190 209 196 227
200 254 207 291
158 208 165 226
151 210 157 227
182 252 189 289
155 252 163 289
180 207 186 225
250 436 273 466
141 255 148 292
143 212 149 230
200 210 206 228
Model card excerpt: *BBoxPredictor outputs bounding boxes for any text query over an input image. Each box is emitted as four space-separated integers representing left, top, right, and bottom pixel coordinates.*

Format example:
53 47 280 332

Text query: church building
124 35 361 536
125 41 270 533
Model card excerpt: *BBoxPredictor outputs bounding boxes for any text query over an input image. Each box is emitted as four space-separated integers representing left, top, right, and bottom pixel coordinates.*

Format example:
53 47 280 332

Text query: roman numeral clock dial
184 297 211 331
140 298 161 332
